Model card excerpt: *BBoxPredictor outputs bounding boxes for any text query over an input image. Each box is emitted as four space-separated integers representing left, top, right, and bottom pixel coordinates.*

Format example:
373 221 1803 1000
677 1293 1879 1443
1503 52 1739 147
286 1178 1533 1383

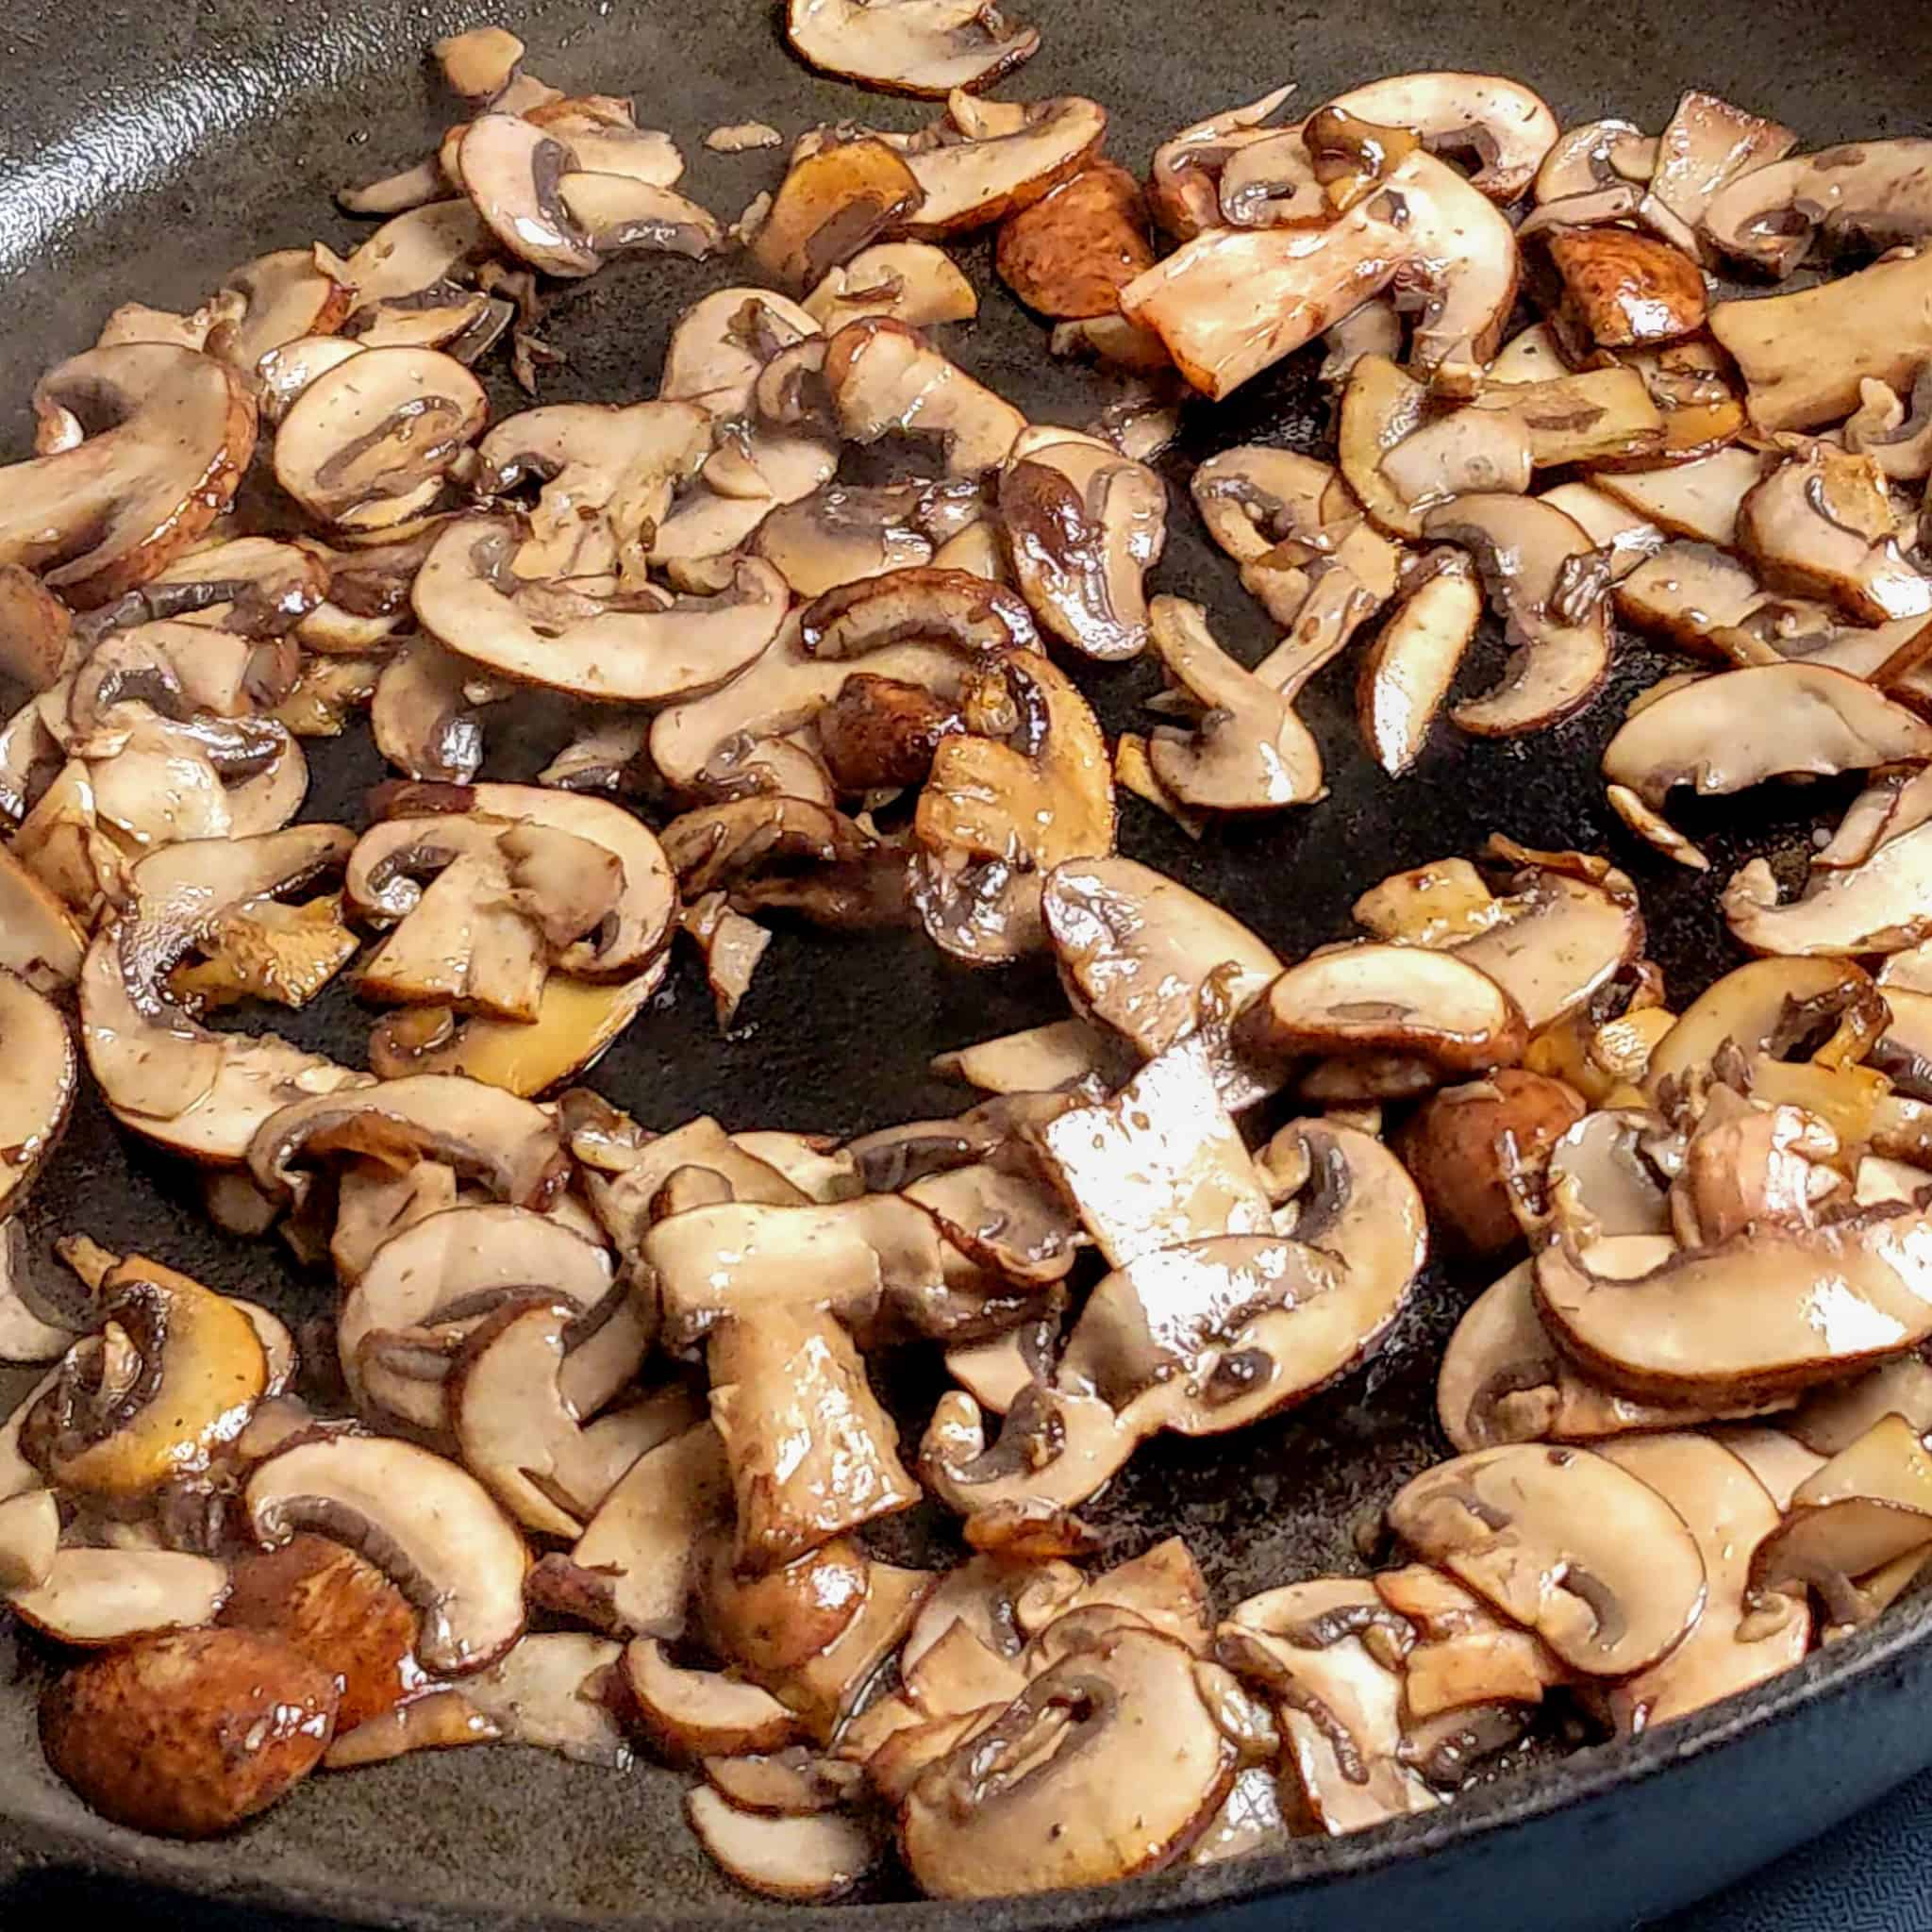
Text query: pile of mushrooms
8 4 1932 1908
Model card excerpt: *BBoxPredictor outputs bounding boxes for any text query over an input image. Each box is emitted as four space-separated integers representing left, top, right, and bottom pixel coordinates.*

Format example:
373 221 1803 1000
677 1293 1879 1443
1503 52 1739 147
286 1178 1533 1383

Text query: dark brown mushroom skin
1541 226 1708 355
220 1533 425 1732
41 1629 338 1838
1393 1070 1587 1255
994 163 1156 320
818 673 965 790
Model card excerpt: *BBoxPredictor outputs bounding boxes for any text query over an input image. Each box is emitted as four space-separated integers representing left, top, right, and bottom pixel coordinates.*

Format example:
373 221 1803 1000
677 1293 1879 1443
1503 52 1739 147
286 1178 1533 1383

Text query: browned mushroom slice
1421 494 1610 736
1388 1442 1706 1675
1538 225 1708 355
1737 443 1931 625
0 565 75 693
1124 149 1518 399
1591 445 1768 550
1647 88 1796 244
1033 1039 1274 1269
745 142 921 295
708 1308 919 1571
370 641 505 786
1845 365 1932 482
1533 118 1657 207
554 175 723 261
1536 1208 1932 1404
25 1256 267 1500
274 346 485 535
625 1640 806 1759
911 649 1114 966
1644 957 1887 1105
1041 854 1281 1095
645 1194 945 1351
1724 805 1932 957
0 346 258 610
209 250 354 375
898 93 1108 238
1238 943 1527 1079
703 1748 862 1817
7 1548 230 1645
1358 556 1484 775
804 242 979 332
413 516 790 702
248 1074 566 1216
457 1633 632 1768
785 0 1037 95
1603 664 1932 841
822 318 1025 476
1711 249 1932 433
246 1433 527 1674
79 827 367 1162
530 1424 729 1641
1001 433 1166 662
1593 1432 1808 1731
687 1788 875 1903
901 1623 1233 1896
993 161 1154 319
0 1487 59 1590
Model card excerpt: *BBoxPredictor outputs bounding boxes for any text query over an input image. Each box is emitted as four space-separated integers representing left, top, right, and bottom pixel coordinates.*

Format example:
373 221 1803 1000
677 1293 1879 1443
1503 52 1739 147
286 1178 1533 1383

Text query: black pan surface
2 1 1931 1925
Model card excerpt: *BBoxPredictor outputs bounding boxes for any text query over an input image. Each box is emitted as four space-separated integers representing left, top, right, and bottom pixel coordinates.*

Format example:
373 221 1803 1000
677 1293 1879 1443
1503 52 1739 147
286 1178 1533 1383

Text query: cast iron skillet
3 1 1932 1925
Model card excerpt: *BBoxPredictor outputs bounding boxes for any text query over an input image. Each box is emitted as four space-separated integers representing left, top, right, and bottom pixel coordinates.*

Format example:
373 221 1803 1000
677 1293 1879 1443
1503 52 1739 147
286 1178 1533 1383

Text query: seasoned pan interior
2 0 1930 1924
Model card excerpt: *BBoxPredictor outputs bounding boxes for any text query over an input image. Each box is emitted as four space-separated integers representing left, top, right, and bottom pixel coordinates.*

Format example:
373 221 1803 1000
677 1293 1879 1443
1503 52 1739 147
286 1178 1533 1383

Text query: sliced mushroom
27 1256 267 1500
898 93 1108 237
708 1307 919 1571
247 1074 566 1217
785 0 1038 96
1737 443 1931 625
910 649 1114 965
1603 664 1932 830
1357 556 1484 775
1001 433 1166 662
0 973 75 1215
1536 1209 1932 1402
901 1623 1234 1897
644 1194 945 1351
1388 1442 1707 1675
8 1548 230 1645
413 516 790 702
1749 1412 1932 1628
686 1787 875 1903
1033 1039 1274 1270
557 175 724 261
1041 855 1281 1101
1711 248 1932 433
0 1226 79 1366
1324 71 1558 204
1592 445 1768 548
530 1424 730 1641
451 1302 693 1536
0 345 258 609
1846 365 1932 481
459 1632 632 1768
1704 138 1932 278
1538 225 1708 353
805 242 979 332
1646 88 1796 245
456 114 598 276
995 162 1155 319
1422 493 1610 735
751 140 925 292
1123 149 1519 398
274 347 485 533
1148 84 1298 239
823 317 1025 475
0 1486 58 1591
245 1433 526 1674
625 1640 806 1759
932 1017 1121 1096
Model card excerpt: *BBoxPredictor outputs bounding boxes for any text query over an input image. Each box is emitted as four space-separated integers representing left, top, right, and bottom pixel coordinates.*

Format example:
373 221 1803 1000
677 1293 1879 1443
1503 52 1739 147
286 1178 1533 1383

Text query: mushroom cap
1387 1441 1707 1675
